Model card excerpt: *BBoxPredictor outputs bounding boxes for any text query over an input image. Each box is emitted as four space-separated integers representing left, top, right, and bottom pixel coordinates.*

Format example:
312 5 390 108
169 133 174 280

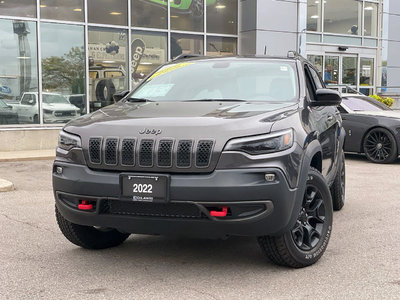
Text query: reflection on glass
131 30 167 86
364 3 378 37
88 0 127 26
0 0 36 18
88 27 128 111
324 0 361 35
342 56 357 86
207 0 237 34
360 58 374 86
40 0 84 22
131 0 167 29
206 36 237 56
307 55 323 75
0 19 38 124
171 33 204 59
41 22 85 123
171 0 204 32
324 56 339 85
306 0 322 32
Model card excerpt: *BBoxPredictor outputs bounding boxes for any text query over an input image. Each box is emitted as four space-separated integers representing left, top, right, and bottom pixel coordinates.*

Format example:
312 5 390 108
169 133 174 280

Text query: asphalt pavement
0 156 399 299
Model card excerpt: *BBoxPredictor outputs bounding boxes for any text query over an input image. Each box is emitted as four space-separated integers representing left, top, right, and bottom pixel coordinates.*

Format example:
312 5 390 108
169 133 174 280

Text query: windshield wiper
125 97 154 103
185 99 247 102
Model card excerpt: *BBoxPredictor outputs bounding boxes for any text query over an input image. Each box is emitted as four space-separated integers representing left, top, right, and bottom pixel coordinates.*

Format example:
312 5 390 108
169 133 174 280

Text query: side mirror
113 90 130 102
28 99 34 105
310 89 342 106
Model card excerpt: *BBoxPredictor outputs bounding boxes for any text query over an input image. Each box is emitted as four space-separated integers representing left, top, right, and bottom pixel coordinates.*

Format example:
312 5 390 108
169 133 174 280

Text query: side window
304 66 316 101
21 94 32 105
309 67 324 89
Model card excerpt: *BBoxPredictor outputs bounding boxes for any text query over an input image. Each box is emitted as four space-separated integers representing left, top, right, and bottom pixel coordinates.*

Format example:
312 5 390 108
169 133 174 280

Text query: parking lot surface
0 156 399 299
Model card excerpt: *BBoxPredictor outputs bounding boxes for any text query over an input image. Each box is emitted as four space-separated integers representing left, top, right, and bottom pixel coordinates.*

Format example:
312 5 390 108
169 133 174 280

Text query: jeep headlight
225 129 293 155
58 130 81 151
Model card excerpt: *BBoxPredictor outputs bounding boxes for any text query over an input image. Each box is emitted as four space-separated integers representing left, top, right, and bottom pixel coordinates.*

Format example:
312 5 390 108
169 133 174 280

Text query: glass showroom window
131 30 167 86
206 36 237 56
324 56 339 85
88 0 127 26
342 56 357 86
40 0 84 22
171 33 204 59
88 27 128 111
324 0 361 35
131 0 167 29
170 0 204 32
207 0 237 35
360 58 374 95
306 0 322 32
0 19 38 125
41 23 85 124
307 55 323 75
364 2 378 37
0 0 36 18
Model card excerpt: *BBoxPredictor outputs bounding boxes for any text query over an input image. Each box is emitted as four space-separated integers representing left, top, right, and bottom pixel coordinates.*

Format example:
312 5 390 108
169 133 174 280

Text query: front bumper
53 162 299 238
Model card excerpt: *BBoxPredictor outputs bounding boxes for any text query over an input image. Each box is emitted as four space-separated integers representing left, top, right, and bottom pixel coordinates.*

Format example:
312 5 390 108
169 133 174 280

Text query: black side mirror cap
310 89 342 107
113 90 130 102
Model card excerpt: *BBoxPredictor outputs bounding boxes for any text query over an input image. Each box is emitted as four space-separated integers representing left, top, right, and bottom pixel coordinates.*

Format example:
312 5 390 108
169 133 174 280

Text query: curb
0 178 14 192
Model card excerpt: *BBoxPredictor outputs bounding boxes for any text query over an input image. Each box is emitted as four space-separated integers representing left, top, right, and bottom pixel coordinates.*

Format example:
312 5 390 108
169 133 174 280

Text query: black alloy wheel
363 128 398 164
291 184 326 251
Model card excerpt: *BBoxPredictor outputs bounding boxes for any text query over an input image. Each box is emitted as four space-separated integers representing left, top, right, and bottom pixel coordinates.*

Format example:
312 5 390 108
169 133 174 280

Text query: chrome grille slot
89 137 102 164
158 140 173 167
139 139 154 167
104 138 118 165
196 140 213 167
177 140 192 168
121 139 135 166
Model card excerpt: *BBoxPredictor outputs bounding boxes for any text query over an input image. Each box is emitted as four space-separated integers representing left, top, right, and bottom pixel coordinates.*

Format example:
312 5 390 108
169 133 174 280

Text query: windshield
342 96 387 112
43 94 70 104
129 60 298 102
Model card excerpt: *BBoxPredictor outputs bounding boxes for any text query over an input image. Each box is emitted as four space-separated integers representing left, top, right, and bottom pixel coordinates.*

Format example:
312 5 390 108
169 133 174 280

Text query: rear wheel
258 168 333 268
330 151 345 211
55 206 130 249
363 128 398 164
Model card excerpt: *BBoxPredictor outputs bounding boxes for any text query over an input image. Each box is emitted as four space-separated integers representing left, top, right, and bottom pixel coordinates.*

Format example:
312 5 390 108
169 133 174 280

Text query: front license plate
120 174 169 202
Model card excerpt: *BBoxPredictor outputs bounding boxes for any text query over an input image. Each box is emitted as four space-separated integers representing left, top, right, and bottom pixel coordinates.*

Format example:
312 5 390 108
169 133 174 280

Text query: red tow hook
210 206 228 217
78 200 93 211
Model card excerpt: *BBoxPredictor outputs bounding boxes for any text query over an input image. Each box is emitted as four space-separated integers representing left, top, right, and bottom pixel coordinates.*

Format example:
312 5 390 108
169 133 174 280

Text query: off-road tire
258 168 333 268
330 151 345 211
55 206 130 249
95 79 116 106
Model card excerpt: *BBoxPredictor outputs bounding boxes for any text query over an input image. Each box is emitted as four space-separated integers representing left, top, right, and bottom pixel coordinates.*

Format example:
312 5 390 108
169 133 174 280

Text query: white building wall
384 0 400 91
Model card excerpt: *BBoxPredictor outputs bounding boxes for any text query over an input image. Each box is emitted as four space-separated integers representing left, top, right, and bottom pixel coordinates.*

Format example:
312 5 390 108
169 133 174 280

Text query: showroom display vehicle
53 54 346 268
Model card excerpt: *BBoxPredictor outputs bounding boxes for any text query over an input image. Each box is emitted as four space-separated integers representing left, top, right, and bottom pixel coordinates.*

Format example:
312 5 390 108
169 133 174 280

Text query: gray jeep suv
53 54 346 268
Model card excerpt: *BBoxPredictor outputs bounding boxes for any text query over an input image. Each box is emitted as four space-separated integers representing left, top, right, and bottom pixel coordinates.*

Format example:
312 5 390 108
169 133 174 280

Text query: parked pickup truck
13 92 81 124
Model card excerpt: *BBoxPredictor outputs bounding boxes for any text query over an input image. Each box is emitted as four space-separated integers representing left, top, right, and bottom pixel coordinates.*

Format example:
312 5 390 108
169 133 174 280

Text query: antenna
264 46 267 55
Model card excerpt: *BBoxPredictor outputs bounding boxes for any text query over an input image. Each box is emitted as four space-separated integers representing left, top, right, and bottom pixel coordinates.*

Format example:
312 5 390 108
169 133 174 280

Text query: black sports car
339 94 400 163
0 99 19 125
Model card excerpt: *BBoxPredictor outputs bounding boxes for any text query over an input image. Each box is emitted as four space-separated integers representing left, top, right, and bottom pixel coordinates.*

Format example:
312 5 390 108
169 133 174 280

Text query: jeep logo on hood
139 128 162 135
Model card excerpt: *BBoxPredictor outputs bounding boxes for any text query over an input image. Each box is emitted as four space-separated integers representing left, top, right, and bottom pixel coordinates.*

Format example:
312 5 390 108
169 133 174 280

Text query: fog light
56 166 63 174
265 173 275 182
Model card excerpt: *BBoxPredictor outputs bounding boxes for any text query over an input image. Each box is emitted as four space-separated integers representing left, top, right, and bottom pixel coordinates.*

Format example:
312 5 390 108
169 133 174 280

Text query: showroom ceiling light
311 15 319 19
110 11 122 15
215 5 226 9
40 4 47 8
73 8 82 12
140 62 152 65
365 6 374 10
17 56 30 59
103 60 115 63
171 15 179 18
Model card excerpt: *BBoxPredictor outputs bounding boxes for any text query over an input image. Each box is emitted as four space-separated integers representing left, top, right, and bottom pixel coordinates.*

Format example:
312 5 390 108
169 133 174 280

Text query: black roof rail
172 53 202 61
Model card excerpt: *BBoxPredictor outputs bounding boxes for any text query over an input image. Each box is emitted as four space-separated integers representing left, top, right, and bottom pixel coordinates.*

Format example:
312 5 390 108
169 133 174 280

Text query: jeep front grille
87 137 214 171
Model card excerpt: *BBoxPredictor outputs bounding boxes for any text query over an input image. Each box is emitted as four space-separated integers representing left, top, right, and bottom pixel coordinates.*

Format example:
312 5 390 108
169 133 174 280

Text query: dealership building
0 0 399 152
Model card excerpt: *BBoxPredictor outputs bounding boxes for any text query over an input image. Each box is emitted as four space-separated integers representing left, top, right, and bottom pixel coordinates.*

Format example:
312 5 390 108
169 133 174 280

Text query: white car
14 92 81 123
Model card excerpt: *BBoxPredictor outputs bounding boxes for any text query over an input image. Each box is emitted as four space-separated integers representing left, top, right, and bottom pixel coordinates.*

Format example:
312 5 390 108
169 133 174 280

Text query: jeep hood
64 101 299 139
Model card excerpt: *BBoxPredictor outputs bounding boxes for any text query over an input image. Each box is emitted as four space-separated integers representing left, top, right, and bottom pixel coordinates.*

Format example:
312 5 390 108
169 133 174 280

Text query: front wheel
55 206 130 249
258 168 333 268
363 128 398 164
